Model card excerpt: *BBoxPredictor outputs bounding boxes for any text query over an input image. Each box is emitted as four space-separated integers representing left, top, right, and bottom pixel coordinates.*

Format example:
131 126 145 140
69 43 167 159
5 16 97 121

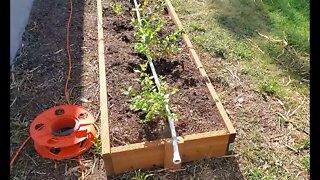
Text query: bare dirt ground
10 0 100 179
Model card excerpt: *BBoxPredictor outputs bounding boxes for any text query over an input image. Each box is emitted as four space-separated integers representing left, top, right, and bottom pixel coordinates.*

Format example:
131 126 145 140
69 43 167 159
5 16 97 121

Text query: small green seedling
110 2 122 15
91 138 102 156
260 81 279 96
131 169 153 180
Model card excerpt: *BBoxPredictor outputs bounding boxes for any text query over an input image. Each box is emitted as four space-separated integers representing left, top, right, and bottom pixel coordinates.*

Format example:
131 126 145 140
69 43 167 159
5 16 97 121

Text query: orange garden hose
10 136 31 168
10 1 97 178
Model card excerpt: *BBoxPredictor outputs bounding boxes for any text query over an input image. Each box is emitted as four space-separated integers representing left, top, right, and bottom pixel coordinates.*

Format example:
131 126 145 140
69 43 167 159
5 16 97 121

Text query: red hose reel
29 105 97 160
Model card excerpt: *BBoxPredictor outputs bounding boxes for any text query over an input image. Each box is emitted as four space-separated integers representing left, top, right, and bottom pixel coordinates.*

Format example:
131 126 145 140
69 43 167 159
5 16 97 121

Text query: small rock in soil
237 97 244 103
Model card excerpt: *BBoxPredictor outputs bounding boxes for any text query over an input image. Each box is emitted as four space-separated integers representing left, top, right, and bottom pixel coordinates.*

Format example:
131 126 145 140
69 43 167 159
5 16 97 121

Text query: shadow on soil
208 0 309 81
10 0 86 179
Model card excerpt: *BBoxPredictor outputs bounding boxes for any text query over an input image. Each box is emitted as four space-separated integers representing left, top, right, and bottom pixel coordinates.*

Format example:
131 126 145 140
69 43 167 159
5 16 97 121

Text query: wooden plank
182 133 230 162
165 0 183 30
182 130 228 141
111 138 169 153
164 137 184 170
164 0 236 134
103 154 115 176
97 0 111 154
110 140 167 175
106 131 228 175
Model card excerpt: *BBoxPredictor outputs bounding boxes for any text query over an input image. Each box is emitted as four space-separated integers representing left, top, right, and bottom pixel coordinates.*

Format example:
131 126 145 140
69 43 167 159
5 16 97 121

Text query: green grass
263 0 309 53
301 156 310 172
131 170 153 180
260 81 279 96
172 0 309 179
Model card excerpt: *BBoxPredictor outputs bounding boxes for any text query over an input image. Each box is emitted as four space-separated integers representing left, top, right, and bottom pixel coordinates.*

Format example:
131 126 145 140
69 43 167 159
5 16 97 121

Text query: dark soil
102 0 226 147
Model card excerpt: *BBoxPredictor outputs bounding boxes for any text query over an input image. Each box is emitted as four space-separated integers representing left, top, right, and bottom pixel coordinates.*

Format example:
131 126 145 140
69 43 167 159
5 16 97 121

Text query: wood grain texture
110 140 167 175
164 137 184 170
97 0 111 155
104 131 230 175
182 133 230 162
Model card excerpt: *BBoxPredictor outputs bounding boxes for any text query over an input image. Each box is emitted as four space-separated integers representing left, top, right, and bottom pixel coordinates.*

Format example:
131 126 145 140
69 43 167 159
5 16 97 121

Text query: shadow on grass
10 0 87 179
208 0 309 81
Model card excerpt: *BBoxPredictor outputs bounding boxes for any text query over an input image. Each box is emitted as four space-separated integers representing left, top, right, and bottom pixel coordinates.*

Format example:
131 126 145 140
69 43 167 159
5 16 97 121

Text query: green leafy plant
110 2 122 15
160 28 183 59
260 81 279 96
132 17 164 62
131 169 153 180
123 63 178 123
91 138 102 156
301 156 310 172
131 0 182 62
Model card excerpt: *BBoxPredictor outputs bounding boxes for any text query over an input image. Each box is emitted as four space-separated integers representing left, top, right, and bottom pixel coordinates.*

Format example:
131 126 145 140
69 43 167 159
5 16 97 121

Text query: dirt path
10 0 102 179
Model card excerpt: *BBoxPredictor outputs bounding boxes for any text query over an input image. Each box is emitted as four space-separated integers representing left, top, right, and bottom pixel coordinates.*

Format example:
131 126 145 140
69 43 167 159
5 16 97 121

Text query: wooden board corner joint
226 133 236 155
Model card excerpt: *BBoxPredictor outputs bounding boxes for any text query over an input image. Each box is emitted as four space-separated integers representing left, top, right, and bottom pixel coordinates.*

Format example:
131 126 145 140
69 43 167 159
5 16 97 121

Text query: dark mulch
10 0 99 179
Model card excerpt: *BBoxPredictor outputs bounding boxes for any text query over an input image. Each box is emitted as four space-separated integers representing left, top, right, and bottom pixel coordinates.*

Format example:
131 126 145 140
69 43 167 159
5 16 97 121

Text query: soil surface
102 0 226 147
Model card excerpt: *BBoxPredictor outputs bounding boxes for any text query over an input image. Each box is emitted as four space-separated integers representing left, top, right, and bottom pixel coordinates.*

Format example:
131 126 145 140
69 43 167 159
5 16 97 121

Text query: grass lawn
171 0 310 179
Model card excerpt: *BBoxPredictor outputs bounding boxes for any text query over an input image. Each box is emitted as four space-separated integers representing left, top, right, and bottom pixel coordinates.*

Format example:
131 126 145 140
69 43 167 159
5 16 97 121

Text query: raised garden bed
97 0 236 175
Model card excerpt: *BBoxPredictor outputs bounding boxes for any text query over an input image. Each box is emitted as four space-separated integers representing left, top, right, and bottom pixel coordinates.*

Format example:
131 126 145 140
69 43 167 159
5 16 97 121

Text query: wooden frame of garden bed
97 0 236 175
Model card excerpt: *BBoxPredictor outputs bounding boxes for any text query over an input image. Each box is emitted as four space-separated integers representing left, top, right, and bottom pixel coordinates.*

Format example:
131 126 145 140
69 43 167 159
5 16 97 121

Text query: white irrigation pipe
132 0 181 164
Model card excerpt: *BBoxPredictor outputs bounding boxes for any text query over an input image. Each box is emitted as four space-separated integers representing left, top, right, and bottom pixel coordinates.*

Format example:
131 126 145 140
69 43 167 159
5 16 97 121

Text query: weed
260 81 279 96
239 68 249 75
301 156 310 172
123 63 178 123
244 166 266 180
91 138 102 156
10 120 29 130
131 169 153 180
294 138 310 151
110 2 122 15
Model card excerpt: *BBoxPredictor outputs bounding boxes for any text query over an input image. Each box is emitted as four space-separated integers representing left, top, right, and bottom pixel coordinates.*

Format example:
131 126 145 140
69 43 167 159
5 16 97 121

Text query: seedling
131 169 153 180
123 63 178 123
91 138 102 156
110 2 122 15
260 81 279 96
